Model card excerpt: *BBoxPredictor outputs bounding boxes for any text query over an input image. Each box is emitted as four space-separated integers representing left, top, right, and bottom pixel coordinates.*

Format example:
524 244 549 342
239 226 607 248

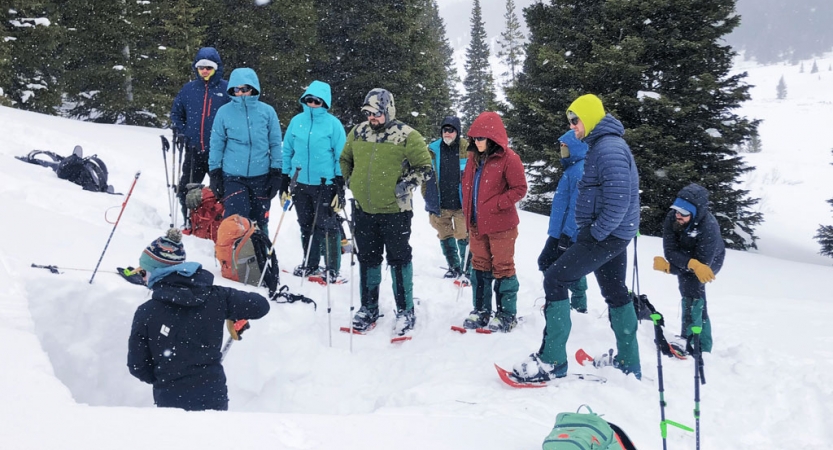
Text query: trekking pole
692 325 706 450
173 140 184 229
650 311 693 450
257 167 301 289
342 198 361 352
299 177 328 288
90 171 141 284
454 241 471 302
325 227 333 347
161 136 176 229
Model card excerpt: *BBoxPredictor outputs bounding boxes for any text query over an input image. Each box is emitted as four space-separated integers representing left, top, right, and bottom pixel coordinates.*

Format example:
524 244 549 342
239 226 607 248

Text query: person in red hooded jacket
460 112 528 332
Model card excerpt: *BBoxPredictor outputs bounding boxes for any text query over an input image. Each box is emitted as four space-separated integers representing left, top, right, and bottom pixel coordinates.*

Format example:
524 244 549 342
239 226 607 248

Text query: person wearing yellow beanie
513 93 643 382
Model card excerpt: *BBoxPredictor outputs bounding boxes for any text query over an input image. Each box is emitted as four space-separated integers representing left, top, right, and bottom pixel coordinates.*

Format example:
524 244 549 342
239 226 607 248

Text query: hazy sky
438 0 537 51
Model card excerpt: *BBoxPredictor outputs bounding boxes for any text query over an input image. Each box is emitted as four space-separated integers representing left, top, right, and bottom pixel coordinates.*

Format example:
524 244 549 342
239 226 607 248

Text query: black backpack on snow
16 147 115 194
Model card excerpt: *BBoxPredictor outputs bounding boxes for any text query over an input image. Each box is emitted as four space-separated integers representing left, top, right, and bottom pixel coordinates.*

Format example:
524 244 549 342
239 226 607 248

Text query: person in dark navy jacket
170 47 230 226
653 183 725 353
514 94 642 382
127 228 269 411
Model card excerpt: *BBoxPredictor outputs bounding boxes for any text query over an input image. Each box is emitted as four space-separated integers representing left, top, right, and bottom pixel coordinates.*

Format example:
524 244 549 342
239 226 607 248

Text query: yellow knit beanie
567 94 606 137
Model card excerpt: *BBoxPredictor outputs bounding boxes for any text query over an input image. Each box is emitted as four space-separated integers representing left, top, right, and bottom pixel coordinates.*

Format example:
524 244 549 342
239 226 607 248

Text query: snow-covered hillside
1 56 832 449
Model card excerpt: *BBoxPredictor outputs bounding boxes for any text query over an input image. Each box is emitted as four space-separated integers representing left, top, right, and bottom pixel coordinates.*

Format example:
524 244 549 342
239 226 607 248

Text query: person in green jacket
340 88 433 337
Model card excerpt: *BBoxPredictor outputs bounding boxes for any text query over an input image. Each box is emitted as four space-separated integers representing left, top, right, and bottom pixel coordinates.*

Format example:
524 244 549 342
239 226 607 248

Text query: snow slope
1 56 833 449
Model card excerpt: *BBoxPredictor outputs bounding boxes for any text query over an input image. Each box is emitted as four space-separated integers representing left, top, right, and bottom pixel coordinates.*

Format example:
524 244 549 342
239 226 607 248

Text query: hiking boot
393 308 416 336
352 305 379 332
325 269 341 284
487 312 518 333
443 267 461 279
462 309 491 329
512 353 567 382
293 265 320 277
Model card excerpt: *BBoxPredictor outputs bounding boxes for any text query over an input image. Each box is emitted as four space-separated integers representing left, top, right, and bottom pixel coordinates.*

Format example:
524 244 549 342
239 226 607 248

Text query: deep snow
1 56 833 449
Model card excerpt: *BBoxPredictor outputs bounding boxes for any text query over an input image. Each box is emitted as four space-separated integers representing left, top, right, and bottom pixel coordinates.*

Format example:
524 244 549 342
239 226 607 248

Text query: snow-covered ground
1 56 833 449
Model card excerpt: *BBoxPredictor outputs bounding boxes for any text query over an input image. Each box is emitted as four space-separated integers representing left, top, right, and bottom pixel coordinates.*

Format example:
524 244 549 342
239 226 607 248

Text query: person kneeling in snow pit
127 228 270 411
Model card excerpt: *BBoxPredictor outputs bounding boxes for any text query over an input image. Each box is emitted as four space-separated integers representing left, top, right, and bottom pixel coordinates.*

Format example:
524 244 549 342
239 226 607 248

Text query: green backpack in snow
542 405 636 450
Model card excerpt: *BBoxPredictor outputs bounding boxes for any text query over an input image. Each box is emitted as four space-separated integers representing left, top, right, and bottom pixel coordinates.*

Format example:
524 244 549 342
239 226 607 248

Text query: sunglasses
473 137 488 142
233 86 253 94
304 96 323 106
442 126 456 134
197 66 214 72
568 116 580 126
363 110 384 118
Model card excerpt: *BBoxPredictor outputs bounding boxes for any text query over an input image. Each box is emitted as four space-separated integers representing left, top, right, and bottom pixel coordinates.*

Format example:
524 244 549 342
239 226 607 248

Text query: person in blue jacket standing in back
280 80 347 282
537 130 589 313
170 47 230 226
208 68 283 235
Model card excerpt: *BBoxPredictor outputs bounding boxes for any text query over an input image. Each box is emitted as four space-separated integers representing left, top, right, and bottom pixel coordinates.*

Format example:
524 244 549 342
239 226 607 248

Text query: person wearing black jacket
127 229 270 411
653 183 726 353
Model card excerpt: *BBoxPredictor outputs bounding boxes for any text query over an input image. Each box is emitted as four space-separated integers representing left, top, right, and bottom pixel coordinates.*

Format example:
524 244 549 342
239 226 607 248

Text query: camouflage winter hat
361 88 396 122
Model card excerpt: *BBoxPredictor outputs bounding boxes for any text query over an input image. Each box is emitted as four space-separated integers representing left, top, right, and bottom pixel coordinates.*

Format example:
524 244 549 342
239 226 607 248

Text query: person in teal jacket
280 80 347 282
208 68 283 234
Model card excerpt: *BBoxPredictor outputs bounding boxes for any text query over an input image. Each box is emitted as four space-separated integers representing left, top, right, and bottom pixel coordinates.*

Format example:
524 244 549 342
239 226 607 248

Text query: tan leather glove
687 259 715 283
653 256 671 274
280 192 292 204
226 319 250 341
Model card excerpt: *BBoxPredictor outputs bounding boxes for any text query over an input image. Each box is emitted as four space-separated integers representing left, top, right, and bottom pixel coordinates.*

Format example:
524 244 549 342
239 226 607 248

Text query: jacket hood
558 129 588 166
584 114 625 147
147 261 205 293
192 47 224 81
361 88 396 122
466 111 509 152
567 94 605 137
299 80 332 110
675 183 710 223
227 68 262 98
440 116 462 135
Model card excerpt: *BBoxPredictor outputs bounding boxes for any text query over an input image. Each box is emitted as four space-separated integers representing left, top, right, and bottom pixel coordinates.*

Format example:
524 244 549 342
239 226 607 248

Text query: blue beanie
139 228 185 274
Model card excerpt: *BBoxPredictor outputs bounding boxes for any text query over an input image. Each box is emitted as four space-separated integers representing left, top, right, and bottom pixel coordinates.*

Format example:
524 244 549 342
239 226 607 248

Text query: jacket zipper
200 81 209 152
245 100 253 177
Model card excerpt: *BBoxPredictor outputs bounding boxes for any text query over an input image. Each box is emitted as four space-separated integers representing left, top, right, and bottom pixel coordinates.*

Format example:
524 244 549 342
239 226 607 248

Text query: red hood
467 112 509 152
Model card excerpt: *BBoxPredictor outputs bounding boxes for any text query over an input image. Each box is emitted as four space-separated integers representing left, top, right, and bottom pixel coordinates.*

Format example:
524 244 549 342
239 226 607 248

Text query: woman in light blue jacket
281 80 347 282
208 68 283 234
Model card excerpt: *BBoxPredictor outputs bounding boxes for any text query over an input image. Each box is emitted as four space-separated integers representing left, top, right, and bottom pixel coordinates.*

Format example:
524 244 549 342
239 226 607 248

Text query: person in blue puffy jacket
514 94 642 382
280 80 347 282
537 130 589 313
170 47 230 226
208 68 283 235
127 228 270 411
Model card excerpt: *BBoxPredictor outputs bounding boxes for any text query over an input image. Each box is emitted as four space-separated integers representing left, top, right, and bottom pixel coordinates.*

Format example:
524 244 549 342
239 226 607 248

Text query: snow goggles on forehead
303 96 323 106
363 109 384 118
233 86 253 94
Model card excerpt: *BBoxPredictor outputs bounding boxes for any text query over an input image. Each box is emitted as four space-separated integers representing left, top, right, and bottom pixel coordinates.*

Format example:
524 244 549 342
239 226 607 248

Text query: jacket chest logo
160 324 170 336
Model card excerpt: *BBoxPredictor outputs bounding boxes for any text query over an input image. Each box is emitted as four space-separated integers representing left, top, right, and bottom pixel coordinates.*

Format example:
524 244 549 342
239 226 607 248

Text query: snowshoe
487 312 518 333
393 308 416 337
511 353 568 382
352 305 379 332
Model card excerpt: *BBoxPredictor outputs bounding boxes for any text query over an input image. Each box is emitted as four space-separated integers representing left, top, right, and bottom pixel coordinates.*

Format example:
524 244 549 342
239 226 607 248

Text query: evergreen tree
744 130 762 153
811 60 819 73
816 150 833 258
495 0 524 88
506 0 761 249
776 75 787 99
428 0 462 118
1 1 64 113
59 0 188 126
312 0 453 135
461 0 496 128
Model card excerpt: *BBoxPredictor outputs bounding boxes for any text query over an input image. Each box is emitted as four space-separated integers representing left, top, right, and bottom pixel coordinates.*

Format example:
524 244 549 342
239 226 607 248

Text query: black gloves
209 168 224 199
557 233 573 252
279 173 292 203
173 129 187 149
268 168 282 200
331 176 346 212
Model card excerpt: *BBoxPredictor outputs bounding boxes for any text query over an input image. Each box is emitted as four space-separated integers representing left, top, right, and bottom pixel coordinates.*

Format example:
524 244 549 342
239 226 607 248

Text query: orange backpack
215 214 280 295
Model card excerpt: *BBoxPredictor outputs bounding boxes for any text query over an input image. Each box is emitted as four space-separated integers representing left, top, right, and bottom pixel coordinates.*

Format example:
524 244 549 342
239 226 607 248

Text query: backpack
215 214 280 296
16 148 114 194
542 405 636 450
187 188 224 242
